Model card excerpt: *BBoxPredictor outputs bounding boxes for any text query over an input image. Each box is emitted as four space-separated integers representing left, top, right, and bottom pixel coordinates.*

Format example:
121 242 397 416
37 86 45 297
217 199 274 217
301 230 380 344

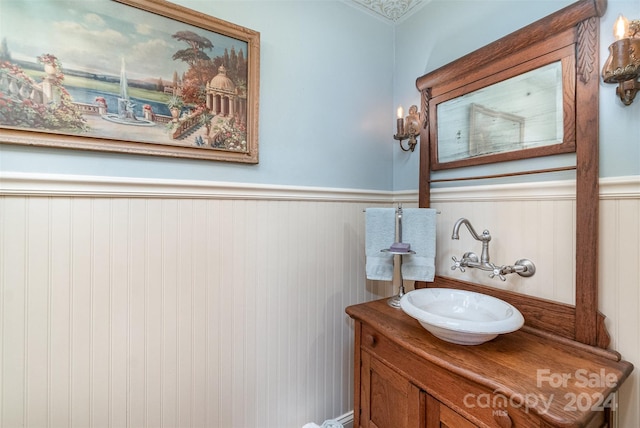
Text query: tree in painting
170 30 249 151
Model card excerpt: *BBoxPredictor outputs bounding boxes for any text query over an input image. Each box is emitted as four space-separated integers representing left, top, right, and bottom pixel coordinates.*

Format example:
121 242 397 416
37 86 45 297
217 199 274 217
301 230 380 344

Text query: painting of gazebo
0 0 260 163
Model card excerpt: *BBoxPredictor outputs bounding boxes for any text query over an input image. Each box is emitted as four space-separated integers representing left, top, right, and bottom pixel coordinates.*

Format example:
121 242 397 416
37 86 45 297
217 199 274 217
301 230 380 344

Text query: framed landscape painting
0 0 260 163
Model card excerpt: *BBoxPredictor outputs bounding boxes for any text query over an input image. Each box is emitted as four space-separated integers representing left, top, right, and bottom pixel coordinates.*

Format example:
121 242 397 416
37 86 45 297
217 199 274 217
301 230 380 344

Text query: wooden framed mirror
429 43 576 170
417 0 609 348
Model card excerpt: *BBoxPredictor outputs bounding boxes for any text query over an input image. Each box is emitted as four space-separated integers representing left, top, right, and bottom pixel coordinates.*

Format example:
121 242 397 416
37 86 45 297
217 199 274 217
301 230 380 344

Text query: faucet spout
451 218 490 242
451 218 492 264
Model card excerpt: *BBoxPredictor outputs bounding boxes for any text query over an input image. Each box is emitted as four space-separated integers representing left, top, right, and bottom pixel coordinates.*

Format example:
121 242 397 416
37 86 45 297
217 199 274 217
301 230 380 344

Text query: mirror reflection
436 61 564 164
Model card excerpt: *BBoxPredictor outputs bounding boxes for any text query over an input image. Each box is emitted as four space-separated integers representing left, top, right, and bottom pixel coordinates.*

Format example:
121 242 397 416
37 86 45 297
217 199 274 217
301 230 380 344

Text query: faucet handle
451 256 466 272
489 265 506 281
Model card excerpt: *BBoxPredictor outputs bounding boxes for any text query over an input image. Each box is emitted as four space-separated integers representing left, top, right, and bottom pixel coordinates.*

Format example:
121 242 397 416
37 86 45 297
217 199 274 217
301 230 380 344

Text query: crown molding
349 0 426 22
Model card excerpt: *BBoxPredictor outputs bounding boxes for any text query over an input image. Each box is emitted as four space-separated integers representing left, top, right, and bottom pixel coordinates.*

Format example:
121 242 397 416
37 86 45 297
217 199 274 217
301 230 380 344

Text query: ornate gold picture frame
0 0 260 163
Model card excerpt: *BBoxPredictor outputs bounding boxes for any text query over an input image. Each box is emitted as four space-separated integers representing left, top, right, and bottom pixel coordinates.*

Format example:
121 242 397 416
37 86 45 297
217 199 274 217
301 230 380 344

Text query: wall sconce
602 14 640 106
393 105 421 152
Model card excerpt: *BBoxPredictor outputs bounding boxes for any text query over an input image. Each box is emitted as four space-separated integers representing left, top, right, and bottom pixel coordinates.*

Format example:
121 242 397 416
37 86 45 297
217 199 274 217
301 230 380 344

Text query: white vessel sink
399 288 524 345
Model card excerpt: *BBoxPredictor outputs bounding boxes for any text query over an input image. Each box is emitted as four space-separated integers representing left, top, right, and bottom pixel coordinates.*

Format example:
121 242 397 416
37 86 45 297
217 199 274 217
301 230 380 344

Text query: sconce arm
394 132 418 152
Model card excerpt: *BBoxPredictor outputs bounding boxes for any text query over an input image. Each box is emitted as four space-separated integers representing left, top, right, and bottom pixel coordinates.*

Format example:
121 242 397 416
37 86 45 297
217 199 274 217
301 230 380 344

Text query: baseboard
335 410 354 428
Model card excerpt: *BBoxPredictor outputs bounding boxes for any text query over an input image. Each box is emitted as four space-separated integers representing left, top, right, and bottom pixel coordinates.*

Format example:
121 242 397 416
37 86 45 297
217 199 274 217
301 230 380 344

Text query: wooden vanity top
346 298 634 427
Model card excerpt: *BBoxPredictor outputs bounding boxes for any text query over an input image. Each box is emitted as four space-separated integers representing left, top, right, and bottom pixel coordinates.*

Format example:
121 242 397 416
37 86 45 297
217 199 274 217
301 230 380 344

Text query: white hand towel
400 208 437 282
365 208 395 281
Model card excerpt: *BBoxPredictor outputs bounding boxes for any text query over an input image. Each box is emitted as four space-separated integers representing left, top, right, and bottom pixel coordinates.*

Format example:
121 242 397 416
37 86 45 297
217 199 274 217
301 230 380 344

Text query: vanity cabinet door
359 350 425 428
425 395 479 428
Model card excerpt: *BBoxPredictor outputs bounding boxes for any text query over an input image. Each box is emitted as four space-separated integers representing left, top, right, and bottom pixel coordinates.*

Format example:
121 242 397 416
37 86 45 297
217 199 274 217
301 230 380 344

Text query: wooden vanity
348 0 634 426
347 298 633 428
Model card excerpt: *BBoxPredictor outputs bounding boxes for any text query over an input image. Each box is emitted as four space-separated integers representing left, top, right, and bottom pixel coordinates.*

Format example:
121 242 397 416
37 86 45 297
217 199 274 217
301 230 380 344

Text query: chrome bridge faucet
450 218 536 281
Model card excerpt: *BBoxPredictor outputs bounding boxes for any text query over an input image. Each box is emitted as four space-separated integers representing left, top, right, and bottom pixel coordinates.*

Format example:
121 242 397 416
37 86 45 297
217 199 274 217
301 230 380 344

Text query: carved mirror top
417 0 608 348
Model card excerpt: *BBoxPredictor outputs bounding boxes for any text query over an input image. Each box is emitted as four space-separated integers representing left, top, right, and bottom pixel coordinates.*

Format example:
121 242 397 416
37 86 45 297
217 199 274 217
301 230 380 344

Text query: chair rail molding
1 172 636 201
0 171 394 202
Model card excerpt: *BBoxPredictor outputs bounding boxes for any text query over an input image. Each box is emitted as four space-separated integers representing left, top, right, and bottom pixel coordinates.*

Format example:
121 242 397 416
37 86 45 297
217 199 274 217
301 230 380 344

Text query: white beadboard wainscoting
1 173 639 428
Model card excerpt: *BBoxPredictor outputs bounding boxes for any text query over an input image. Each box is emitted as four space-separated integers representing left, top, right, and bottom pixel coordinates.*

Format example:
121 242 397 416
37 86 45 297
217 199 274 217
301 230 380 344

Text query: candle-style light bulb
614 14 629 40
396 106 404 136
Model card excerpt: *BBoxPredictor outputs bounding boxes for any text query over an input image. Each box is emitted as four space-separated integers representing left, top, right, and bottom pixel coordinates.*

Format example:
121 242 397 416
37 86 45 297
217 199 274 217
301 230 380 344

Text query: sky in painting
0 0 246 82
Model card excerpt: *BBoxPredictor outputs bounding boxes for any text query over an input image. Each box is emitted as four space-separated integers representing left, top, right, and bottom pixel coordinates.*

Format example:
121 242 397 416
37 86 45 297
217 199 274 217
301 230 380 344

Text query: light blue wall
0 0 395 191
1 0 637 192
393 0 640 191
599 0 640 177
